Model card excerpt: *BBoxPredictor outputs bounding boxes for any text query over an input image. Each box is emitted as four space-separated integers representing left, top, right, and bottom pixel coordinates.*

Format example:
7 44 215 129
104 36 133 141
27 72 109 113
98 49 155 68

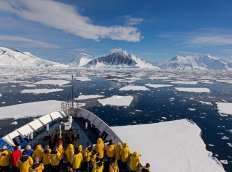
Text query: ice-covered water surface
112 119 224 172
0 100 61 119
0 68 232 171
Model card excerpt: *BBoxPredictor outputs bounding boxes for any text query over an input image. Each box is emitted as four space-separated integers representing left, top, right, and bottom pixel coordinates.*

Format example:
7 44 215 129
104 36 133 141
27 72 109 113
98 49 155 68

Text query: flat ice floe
111 119 224 172
75 95 104 100
0 100 62 119
98 95 133 106
145 84 173 88
171 81 198 85
216 102 232 116
21 88 63 94
199 101 213 106
34 79 69 86
175 87 211 93
75 76 91 81
119 85 149 91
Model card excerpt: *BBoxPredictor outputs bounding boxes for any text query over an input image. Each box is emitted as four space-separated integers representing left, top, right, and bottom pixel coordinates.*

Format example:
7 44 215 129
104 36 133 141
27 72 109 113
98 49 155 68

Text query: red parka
12 149 22 166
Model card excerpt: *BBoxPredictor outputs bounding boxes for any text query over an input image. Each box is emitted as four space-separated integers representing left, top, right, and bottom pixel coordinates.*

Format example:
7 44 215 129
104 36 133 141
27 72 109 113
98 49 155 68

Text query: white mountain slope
158 55 232 71
0 47 67 68
69 53 93 67
85 50 159 69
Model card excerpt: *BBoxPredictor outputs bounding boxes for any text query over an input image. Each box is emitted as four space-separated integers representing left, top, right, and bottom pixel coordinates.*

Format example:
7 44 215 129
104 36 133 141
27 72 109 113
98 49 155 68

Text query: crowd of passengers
0 137 150 172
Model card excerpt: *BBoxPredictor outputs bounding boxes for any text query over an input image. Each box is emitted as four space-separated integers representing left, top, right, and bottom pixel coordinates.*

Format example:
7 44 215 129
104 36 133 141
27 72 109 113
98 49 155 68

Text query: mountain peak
85 50 158 69
0 46 66 68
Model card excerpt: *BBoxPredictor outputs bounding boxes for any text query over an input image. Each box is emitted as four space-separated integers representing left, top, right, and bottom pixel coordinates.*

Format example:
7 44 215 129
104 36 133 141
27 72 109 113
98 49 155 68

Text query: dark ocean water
0 70 232 171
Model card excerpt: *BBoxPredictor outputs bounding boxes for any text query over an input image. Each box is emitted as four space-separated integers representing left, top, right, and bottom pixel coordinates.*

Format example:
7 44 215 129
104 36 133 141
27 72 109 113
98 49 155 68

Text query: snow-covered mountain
69 53 93 67
84 50 159 69
157 55 232 71
0 47 66 68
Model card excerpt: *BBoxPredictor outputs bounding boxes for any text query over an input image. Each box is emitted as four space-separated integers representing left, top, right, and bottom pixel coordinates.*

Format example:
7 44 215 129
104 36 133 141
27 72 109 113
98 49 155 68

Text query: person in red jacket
11 146 22 172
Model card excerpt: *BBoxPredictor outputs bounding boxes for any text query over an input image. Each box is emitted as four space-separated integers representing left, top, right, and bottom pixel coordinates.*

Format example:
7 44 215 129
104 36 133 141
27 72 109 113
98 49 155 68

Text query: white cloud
188 34 232 46
124 16 144 26
0 35 59 48
0 0 141 42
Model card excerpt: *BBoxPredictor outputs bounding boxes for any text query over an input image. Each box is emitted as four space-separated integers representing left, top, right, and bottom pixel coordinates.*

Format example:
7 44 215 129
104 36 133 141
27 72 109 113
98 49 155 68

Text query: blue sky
0 0 232 62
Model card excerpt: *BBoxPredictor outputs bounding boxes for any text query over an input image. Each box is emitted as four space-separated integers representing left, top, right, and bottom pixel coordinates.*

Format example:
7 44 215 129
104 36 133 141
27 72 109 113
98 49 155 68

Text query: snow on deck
21 88 63 94
119 85 150 91
216 102 232 116
75 95 104 100
175 87 211 93
145 84 173 88
98 95 133 106
34 79 69 85
111 119 224 172
0 100 62 119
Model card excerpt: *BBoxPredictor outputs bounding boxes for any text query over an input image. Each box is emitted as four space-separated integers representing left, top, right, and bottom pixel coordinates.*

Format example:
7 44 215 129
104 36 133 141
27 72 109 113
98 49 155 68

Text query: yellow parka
16 155 33 172
57 144 64 159
83 147 92 162
71 152 83 170
32 145 43 162
105 144 115 158
93 138 104 159
120 143 131 162
109 162 119 172
65 144 74 163
129 152 140 171
50 150 61 166
115 143 122 161
92 163 104 172
42 148 51 165
0 149 11 166
30 163 44 172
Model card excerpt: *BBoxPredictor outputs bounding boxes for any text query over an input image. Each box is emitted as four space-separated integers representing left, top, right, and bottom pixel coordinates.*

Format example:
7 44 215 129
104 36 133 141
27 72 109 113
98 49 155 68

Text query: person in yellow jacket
17 151 33 172
50 146 61 171
115 142 122 169
82 143 92 171
109 159 119 172
65 143 74 163
92 160 104 172
32 144 43 162
120 143 131 171
0 146 11 171
30 157 44 172
93 138 104 160
89 151 97 172
105 140 115 161
57 139 64 160
71 148 83 172
129 152 141 172
42 145 51 172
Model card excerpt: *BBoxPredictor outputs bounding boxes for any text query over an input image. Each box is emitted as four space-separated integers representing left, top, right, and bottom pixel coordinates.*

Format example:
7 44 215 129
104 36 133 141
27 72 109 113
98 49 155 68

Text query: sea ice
119 85 149 91
21 89 63 94
75 95 104 100
75 76 91 81
171 81 198 85
34 79 69 86
98 95 133 106
175 87 211 93
11 121 18 125
188 108 196 111
0 100 62 119
145 84 173 88
111 119 224 172
216 102 232 116
199 101 213 106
